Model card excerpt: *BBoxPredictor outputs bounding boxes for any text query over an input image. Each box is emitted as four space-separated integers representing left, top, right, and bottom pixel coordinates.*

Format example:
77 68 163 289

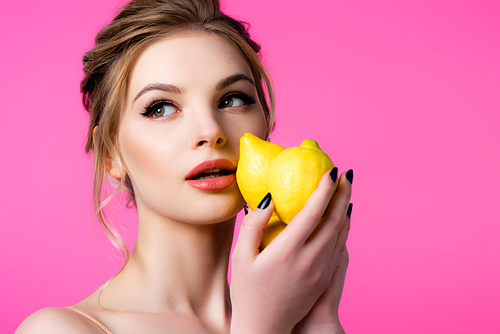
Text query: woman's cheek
119 120 182 209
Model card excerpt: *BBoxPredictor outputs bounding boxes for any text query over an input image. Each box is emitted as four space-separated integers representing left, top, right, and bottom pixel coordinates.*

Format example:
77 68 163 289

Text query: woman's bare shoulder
15 307 102 334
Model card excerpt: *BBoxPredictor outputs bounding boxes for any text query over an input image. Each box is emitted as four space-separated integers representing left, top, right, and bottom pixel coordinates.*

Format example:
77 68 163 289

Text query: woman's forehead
128 31 253 100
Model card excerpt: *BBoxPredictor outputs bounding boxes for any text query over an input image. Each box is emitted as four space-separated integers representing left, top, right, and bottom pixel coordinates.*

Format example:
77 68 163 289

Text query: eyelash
140 92 258 119
219 92 257 109
140 98 176 118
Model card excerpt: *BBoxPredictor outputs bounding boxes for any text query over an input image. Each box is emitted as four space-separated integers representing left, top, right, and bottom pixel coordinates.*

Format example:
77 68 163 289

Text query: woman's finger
282 168 338 246
327 203 351 274
305 171 352 255
331 247 349 302
232 193 274 262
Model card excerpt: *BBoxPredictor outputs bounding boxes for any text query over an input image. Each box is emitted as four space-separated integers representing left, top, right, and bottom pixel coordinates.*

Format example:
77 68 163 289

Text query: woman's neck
98 209 235 324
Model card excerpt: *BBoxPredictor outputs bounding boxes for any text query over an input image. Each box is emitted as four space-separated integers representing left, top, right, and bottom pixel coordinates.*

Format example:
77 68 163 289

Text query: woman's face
117 31 267 224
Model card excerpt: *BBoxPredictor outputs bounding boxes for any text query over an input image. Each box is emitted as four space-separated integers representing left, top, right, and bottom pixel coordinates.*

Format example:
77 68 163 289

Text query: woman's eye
220 96 246 108
144 102 177 118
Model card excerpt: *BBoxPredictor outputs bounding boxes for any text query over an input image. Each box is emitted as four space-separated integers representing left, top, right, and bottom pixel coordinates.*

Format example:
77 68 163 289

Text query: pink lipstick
186 159 237 191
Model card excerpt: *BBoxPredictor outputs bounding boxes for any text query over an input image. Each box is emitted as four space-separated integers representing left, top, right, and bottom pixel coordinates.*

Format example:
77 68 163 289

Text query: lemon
260 215 287 250
237 133 334 248
267 139 334 224
236 133 285 210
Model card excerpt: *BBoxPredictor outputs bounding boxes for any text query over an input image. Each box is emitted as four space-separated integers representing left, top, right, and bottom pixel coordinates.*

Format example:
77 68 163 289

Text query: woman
16 0 352 333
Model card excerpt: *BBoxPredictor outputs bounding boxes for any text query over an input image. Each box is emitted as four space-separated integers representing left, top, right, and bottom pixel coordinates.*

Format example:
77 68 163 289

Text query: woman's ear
106 155 123 180
93 126 124 180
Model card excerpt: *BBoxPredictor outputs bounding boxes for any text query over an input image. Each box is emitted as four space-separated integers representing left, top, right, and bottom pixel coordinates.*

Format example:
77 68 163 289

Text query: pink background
1 0 499 332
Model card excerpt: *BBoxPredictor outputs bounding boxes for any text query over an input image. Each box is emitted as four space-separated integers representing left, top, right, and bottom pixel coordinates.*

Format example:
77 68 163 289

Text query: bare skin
16 31 351 334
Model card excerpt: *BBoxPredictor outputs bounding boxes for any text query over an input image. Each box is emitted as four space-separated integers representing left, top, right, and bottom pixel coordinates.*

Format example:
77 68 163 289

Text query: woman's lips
186 159 237 191
186 174 236 191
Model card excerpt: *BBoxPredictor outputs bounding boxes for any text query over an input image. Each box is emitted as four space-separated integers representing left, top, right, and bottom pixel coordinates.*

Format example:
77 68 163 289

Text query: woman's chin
188 185 244 223
163 199 243 225
191 197 243 225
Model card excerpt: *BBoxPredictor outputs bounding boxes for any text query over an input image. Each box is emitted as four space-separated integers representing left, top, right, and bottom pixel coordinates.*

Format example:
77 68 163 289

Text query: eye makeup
140 98 179 119
139 91 258 120
218 92 257 109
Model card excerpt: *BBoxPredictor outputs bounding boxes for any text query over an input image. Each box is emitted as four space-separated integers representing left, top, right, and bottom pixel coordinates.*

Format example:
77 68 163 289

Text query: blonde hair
81 0 275 263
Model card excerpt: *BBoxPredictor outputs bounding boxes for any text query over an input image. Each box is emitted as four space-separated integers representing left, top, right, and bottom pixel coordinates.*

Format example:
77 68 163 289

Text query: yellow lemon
260 215 287 250
236 133 285 210
237 133 334 248
267 139 334 224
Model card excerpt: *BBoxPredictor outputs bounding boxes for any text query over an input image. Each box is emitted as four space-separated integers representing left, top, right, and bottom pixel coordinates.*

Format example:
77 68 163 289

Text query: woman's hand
292 219 350 334
230 169 352 334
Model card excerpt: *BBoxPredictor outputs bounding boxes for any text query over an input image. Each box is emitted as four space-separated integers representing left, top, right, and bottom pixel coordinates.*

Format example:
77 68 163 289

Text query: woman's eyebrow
133 83 184 104
216 73 255 90
132 74 255 105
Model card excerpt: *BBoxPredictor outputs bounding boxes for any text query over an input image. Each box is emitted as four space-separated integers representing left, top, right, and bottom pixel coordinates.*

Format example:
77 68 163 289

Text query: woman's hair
81 0 275 262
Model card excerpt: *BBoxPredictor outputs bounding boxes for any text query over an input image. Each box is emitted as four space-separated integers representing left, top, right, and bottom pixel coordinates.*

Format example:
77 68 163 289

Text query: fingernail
346 169 354 184
243 205 249 215
330 167 338 183
346 203 353 218
257 192 272 210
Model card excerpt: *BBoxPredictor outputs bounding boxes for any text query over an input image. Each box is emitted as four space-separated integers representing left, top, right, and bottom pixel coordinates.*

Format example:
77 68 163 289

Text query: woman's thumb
233 193 274 260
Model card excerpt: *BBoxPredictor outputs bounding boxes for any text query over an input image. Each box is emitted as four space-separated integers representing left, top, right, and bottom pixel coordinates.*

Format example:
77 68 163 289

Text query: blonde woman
16 0 352 333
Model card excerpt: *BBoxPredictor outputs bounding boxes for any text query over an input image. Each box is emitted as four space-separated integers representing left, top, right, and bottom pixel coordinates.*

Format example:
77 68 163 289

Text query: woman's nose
190 110 227 150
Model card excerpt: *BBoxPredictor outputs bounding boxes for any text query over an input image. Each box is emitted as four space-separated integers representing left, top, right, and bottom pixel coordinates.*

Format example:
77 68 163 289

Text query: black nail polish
346 203 353 218
346 169 354 184
257 192 272 210
330 167 338 183
243 205 249 215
